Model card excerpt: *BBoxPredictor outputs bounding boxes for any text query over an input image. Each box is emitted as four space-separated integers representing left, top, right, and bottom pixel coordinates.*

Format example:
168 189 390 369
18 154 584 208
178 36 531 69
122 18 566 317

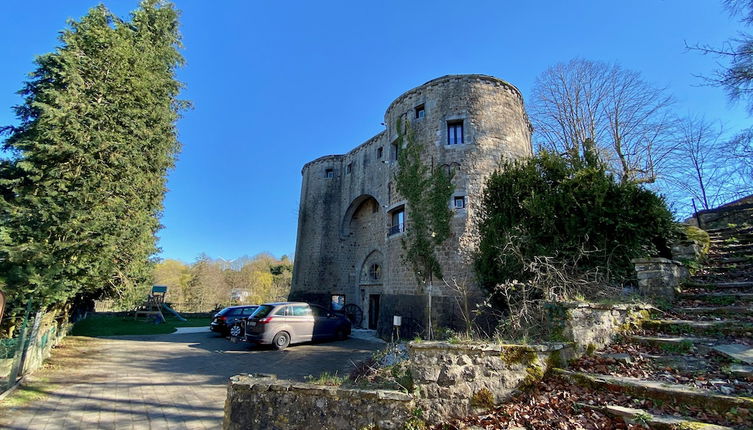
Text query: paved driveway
0 329 381 429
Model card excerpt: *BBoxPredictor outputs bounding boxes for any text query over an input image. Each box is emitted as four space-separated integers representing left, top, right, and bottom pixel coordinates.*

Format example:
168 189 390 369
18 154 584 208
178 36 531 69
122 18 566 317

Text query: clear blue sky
0 1 748 263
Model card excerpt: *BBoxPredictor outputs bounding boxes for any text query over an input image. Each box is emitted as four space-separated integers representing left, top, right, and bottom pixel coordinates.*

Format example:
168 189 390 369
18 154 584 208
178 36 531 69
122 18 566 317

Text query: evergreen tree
0 0 185 328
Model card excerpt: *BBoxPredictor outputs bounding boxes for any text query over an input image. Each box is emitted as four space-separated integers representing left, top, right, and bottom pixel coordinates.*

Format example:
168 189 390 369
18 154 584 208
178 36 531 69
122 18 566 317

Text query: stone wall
408 342 571 423
290 74 533 336
223 374 414 430
547 302 650 354
688 195 753 230
632 258 689 299
224 304 647 428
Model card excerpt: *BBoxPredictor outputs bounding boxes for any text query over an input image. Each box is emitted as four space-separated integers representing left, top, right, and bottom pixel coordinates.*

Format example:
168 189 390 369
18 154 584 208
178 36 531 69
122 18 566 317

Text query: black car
210 305 258 336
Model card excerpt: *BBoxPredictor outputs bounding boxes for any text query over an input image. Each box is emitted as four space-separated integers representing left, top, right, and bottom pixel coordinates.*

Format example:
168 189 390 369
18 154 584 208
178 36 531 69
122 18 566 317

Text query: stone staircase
555 223 753 429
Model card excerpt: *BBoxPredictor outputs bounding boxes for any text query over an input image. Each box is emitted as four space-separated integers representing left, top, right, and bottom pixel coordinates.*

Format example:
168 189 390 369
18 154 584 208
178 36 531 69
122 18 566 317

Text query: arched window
369 263 381 281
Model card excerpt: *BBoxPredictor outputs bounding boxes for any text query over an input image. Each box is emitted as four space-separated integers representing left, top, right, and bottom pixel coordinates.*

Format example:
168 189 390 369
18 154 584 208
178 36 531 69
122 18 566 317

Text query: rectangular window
346 163 352 174
447 120 464 145
325 168 334 178
454 196 466 209
388 208 405 236
376 147 383 159
415 104 425 119
391 141 400 161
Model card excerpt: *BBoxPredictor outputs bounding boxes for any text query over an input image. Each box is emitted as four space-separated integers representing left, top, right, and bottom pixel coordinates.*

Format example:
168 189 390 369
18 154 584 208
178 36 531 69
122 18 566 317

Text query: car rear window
252 305 275 318
226 308 242 316
241 306 258 316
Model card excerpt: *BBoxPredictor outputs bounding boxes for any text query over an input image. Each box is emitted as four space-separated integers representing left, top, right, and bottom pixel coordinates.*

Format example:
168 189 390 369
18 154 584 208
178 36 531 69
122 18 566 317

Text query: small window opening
388 207 405 236
325 168 334 178
447 120 464 145
346 163 352 174
454 196 466 209
369 263 381 281
391 141 400 161
376 147 383 159
415 104 425 119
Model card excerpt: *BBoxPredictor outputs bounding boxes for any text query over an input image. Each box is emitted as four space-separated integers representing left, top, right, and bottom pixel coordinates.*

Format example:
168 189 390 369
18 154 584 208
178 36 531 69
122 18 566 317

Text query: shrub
475 150 675 295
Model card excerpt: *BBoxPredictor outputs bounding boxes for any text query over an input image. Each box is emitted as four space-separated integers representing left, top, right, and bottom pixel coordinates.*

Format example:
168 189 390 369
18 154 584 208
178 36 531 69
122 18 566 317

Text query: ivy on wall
393 119 454 287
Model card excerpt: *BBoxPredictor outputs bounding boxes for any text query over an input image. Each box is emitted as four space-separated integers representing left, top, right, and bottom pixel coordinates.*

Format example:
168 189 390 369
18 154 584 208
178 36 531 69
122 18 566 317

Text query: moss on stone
547 349 564 368
470 388 495 410
585 343 597 355
499 346 536 365
684 225 711 255
524 356 546 386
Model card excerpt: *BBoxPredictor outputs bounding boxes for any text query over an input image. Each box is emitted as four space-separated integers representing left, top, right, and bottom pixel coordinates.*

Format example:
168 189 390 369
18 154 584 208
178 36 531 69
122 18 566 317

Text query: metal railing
388 223 405 236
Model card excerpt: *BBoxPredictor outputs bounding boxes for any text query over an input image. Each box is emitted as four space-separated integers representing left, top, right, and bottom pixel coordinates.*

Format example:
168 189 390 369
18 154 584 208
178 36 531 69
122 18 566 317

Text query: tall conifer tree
0 0 185 325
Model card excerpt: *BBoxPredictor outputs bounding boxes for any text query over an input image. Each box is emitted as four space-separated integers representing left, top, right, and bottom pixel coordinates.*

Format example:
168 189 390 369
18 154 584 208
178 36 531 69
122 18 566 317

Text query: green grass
70 315 209 337
304 371 346 386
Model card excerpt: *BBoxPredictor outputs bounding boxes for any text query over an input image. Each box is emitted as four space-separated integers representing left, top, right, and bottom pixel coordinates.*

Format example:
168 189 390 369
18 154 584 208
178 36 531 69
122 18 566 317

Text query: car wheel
272 331 291 350
336 328 348 341
229 324 244 339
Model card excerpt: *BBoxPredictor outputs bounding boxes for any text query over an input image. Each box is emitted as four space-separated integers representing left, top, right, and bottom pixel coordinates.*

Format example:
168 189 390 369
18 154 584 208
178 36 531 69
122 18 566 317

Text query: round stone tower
290 74 532 337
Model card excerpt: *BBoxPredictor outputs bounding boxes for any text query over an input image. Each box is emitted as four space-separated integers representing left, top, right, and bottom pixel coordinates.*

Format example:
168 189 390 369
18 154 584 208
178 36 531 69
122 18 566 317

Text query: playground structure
134 285 187 322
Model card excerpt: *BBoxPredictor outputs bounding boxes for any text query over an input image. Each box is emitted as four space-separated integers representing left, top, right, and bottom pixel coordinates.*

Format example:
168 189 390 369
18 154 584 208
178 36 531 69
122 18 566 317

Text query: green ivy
393 119 454 284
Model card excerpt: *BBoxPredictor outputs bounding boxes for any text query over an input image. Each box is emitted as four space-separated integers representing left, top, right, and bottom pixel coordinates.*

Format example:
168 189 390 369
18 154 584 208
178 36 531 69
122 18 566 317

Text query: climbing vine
393 118 454 291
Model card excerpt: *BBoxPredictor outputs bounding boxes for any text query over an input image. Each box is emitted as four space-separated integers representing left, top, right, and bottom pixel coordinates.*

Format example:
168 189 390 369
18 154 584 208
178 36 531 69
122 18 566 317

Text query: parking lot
0 329 382 429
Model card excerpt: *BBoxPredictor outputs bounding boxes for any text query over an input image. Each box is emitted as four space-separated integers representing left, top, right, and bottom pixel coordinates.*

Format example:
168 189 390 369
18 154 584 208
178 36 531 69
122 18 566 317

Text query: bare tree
664 117 735 211
531 59 676 184
688 1 753 189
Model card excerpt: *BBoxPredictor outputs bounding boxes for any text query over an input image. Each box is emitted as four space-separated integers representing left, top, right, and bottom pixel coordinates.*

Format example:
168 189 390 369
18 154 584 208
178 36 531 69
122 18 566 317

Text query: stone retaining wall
548 302 650 354
224 304 650 428
223 374 415 430
632 257 689 299
407 342 571 422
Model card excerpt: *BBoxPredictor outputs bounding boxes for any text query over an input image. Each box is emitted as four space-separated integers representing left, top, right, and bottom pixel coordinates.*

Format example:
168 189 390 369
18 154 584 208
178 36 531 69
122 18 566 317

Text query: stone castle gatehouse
289 74 532 337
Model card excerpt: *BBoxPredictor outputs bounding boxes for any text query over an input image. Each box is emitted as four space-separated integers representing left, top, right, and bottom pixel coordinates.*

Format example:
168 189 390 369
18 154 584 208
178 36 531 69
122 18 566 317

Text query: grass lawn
70 314 209 337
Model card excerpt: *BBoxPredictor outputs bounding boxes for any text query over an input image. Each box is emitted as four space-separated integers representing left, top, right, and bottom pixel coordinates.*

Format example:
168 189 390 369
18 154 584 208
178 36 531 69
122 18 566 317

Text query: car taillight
218 316 227 321
259 317 274 324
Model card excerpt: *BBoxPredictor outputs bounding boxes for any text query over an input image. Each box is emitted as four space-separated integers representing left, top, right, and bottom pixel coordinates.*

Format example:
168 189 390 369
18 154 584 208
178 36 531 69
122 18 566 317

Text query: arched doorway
358 250 384 330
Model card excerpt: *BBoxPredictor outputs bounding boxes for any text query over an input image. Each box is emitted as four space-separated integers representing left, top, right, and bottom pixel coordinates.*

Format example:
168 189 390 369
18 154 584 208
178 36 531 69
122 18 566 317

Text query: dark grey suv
238 302 351 349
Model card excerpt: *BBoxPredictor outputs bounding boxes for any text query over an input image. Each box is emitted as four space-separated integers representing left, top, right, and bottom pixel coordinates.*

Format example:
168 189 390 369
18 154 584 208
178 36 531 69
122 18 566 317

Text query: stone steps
552 224 753 429
684 280 753 290
712 343 753 365
554 369 753 416
701 263 753 273
643 319 753 336
707 255 753 265
628 334 716 350
675 306 753 316
710 234 753 245
707 225 753 238
678 292 753 303
580 404 734 430
709 243 753 255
